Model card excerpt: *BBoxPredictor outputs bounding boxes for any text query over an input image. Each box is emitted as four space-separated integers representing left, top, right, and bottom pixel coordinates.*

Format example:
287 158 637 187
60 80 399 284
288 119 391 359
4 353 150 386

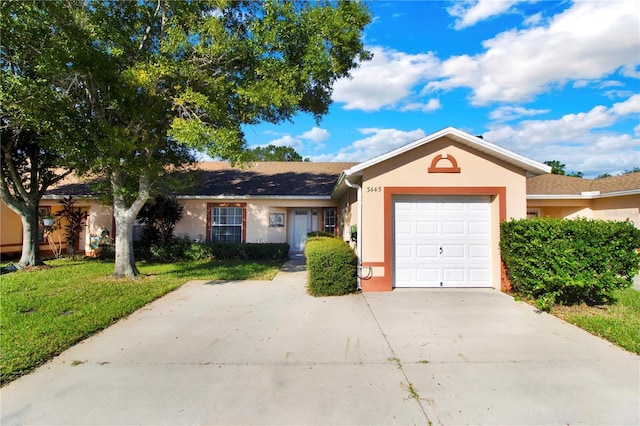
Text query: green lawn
551 288 640 355
0 258 282 385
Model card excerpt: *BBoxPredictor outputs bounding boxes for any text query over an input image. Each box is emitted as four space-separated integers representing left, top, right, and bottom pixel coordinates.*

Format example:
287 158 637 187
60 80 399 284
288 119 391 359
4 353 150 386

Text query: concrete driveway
2 261 639 425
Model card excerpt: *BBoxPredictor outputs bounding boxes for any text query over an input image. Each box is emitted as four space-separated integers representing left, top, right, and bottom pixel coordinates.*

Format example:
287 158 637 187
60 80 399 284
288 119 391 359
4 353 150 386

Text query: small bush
305 236 357 296
501 218 640 307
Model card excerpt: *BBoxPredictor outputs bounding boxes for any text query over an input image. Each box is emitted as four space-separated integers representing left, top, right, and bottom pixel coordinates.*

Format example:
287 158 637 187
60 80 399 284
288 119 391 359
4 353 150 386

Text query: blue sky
242 0 639 178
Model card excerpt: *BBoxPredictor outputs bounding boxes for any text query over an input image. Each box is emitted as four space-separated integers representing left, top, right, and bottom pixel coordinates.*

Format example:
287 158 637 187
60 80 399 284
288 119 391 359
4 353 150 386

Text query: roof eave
344 127 551 176
527 188 640 200
174 195 333 200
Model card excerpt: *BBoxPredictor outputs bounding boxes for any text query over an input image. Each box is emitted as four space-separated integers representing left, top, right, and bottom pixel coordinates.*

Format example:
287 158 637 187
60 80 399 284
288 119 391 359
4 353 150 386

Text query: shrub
136 195 184 248
136 237 289 263
501 218 640 307
305 236 357 296
56 196 89 258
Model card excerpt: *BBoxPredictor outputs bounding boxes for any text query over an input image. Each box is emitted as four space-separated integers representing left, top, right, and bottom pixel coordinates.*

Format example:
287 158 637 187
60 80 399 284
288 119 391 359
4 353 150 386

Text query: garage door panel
468 221 490 236
416 220 439 236
417 244 439 259
442 267 465 285
469 268 491 284
395 244 413 260
416 268 439 286
443 220 465 236
395 220 414 235
442 202 464 213
469 244 491 259
394 195 492 288
416 202 438 213
441 244 465 259
395 267 414 284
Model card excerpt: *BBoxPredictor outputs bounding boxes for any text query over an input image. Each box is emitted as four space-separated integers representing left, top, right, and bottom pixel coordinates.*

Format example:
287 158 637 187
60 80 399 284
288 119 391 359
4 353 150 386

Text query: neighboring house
527 172 640 228
3 127 636 291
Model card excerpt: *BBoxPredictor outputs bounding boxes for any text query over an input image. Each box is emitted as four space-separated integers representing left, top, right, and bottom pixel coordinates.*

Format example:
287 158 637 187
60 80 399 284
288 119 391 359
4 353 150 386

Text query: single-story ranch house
2 127 639 292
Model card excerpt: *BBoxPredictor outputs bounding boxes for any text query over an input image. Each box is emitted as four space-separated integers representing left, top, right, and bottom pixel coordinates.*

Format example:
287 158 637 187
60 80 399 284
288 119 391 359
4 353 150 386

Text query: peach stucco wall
1 198 112 257
528 195 640 229
176 198 339 245
592 195 640 228
1 202 23 255
356 137 529 291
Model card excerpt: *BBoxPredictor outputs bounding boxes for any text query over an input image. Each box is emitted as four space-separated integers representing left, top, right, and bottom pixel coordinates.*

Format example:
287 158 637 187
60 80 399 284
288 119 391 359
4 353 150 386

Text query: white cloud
428 1 640 105
598 80 624 89
489 106 550 122
251 126 331 153
611 94 640 115
300 126 330 143
265 135 304 151
447 0 524 30
621 63 640 78
310 128 426 162
522 12 542 27
332 46 440 111
484 95 640 176
573 80 590 89
400 99 442 112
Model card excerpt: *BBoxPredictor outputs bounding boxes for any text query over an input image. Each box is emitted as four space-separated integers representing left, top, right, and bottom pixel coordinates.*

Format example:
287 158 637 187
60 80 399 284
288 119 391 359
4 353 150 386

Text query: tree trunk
112 204 139 279
17 206 43 268
1 196 43 268
111 171 150 279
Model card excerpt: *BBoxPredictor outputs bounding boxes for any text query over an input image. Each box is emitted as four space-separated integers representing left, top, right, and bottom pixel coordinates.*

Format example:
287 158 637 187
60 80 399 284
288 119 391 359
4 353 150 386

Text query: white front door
291 209 311 251
393 195 492 288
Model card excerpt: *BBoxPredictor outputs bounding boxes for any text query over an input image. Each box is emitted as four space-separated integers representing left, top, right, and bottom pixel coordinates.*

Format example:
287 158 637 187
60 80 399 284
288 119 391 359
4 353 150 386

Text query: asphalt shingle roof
46 162 357 198
46 163 640 199
172 162 357 197
527 172 640 195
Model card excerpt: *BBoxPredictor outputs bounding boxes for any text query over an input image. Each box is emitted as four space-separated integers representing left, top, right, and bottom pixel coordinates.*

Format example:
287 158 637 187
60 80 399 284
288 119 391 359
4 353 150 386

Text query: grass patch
550 288 640 355
0 257 282 385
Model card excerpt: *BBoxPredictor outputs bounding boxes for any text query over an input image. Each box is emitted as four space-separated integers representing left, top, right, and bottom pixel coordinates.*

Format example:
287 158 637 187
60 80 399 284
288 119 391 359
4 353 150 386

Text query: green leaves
306 236 358 296
501 218 640 307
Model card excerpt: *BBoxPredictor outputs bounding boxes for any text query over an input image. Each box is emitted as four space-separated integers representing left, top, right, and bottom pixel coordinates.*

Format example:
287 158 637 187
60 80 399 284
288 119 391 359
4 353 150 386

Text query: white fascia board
43 194 333 201
332 171 363 198
527 189 640 200
42 194 96 200
174 195 332 200
345 126 551 176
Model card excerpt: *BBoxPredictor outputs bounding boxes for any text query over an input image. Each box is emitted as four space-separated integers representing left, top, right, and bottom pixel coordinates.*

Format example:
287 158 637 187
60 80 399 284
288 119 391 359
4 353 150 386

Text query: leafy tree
596 173 613 179
622 167 640 175
544 160 583 178
45 0 371 278
245 144 309 162
0 2 88 268
544 160 566 175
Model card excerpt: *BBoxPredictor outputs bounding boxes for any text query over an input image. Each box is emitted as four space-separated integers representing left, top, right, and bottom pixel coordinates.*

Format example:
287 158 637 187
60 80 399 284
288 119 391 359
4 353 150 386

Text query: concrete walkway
1 260 639 425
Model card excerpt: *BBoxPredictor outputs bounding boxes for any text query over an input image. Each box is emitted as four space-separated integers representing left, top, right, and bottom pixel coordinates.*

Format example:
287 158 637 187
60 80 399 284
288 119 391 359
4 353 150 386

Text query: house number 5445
366 186 382 193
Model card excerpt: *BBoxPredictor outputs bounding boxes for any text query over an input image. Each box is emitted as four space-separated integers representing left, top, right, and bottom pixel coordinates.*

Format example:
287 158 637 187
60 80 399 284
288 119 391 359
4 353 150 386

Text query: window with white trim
323 208 336 234
209 205 244 243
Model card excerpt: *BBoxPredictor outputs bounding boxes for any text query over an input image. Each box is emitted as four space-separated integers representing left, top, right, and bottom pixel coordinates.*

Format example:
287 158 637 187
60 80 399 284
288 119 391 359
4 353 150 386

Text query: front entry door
291 209 311 251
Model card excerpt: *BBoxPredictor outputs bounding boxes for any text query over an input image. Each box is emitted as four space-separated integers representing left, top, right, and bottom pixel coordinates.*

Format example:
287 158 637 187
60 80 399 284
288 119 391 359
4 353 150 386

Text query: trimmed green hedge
137 238 289 262
305 236 357 296
501 218 640 309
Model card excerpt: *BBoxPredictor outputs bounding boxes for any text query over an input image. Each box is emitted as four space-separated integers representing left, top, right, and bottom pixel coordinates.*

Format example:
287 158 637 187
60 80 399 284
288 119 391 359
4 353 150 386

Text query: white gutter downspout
344 172 362 290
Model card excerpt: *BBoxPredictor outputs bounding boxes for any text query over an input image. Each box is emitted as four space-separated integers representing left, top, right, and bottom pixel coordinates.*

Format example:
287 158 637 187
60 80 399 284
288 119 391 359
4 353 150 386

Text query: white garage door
394 195 492 288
